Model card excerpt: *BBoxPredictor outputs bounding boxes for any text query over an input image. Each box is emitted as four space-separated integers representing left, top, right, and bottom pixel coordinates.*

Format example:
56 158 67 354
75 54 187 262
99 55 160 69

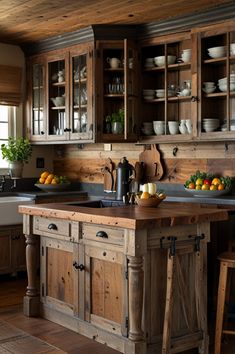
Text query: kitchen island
19 202 228 354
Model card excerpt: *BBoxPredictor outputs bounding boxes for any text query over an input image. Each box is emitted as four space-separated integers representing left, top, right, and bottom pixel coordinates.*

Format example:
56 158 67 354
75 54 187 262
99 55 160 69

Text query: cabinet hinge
42 283 44 297
125 316 129 329
41 246 44 256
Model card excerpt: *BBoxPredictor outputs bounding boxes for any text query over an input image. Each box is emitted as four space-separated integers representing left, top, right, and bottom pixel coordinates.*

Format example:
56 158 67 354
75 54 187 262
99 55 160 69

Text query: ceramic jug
107 57 121 69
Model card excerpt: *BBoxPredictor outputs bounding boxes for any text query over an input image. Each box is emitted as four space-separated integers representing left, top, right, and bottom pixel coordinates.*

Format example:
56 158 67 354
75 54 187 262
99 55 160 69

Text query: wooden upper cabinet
138 31 198 143
195 23 235 141
95 39 139 143
26 42 94 143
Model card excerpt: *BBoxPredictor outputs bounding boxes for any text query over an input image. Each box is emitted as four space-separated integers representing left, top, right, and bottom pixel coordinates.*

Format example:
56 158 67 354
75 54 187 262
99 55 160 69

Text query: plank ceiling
0 0 233 46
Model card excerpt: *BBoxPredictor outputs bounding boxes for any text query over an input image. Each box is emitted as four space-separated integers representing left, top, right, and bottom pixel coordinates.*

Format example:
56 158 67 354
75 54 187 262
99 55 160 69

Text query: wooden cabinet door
0 225 25 275
69 42 94 142
40 237 81 317
11 226 26 271
84 244 128 337
0 228 11 274
26 55 47 142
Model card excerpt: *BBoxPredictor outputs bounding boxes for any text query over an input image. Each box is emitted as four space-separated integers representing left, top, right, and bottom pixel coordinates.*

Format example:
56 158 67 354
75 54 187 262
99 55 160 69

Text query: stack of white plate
155 89 175 98
202 118 220 132
143 89 155 100
218 74 235 92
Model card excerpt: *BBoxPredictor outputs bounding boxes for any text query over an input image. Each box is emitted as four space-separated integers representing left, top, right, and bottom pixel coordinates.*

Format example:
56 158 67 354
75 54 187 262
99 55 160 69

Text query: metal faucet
0 174 15 192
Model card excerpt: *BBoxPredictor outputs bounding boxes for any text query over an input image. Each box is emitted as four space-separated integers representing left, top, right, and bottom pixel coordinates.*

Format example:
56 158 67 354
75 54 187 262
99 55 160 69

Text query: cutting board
102 158 115 192
139 144 164 182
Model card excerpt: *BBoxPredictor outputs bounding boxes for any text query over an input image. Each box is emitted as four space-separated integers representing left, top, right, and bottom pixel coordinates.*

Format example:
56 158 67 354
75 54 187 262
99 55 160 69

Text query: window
0 105 17 168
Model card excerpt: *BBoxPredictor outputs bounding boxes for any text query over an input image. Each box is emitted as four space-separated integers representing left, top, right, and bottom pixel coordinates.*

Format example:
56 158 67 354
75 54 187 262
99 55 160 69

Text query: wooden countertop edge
18 203 228 230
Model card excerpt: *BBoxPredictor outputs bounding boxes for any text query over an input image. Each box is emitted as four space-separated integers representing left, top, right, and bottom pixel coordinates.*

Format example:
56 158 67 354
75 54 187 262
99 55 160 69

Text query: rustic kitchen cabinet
26 42 94 143
95 39 139 142
139 31 198 143
0 225 26 275
195 23 235 141
20 201 228 354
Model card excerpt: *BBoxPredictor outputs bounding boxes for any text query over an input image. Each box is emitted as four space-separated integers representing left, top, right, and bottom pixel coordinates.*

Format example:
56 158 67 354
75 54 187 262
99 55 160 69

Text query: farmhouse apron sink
0 196 34 225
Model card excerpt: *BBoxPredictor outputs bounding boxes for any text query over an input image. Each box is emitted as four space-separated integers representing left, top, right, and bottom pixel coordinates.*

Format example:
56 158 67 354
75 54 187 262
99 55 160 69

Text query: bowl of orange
136 192 166 207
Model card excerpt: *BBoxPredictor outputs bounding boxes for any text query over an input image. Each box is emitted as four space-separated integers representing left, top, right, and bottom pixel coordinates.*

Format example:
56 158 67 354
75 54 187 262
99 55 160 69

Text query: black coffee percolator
116 157 134 200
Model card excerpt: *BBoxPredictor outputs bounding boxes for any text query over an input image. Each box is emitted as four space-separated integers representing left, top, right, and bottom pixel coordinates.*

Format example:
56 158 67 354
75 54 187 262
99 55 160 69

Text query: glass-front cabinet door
70 43 94 142
47 53 69 141
26 57 46 142
95 39 139 142
198 26 235 140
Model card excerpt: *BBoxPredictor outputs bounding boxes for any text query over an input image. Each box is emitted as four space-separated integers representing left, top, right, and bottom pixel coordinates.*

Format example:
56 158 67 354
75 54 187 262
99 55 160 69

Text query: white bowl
230 43 235 55
51 96 65 106
154 55 176 66
202 86 216 94
203 81 216 87
218 83 235 92
208 46 226 58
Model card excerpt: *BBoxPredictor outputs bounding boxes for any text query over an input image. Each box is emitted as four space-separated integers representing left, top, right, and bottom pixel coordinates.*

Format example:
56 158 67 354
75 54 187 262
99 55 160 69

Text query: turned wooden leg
23 233 40 316
214 262 228 354
128 256 144 341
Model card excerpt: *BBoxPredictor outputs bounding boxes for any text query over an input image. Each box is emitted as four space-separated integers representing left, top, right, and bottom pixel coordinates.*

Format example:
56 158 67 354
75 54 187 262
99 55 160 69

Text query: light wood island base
19 203 228 354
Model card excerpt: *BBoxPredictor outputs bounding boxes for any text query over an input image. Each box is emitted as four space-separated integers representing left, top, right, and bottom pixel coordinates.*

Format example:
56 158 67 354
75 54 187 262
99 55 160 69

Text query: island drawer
82 223 124 246
33 216 79 241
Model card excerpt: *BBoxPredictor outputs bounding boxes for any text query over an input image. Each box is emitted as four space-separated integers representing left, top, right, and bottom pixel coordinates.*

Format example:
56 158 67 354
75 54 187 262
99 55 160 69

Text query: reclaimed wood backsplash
53 141 235 185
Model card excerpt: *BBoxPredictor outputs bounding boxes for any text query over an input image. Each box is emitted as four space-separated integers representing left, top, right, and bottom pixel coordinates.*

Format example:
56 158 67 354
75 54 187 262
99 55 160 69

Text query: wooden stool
215 252 235 354
162 240 208 354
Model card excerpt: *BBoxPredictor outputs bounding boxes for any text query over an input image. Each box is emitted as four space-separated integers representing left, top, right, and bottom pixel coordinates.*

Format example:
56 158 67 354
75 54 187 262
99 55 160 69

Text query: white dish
184 187 230 198
208 46 226 58
154 55 176 66
202 87 216 94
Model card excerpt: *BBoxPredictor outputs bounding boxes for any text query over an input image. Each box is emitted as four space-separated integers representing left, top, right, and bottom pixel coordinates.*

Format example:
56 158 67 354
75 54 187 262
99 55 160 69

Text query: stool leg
162 251 174 354
214 261 228 354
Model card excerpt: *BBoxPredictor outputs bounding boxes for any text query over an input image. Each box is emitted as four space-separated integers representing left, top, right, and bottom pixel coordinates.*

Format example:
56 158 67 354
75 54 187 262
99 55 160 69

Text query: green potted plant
1 137 32 178
107 108 124 134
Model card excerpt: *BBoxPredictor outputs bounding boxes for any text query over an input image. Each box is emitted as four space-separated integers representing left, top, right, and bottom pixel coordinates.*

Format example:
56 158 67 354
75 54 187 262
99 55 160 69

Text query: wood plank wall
53 141 235 185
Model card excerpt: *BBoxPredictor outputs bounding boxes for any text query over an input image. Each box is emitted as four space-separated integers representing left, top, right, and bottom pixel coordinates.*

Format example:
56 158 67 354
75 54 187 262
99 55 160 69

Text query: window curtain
0 65 22 106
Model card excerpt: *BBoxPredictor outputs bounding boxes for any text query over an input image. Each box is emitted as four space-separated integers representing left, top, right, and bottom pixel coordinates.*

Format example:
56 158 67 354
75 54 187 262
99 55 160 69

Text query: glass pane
49 60 66 136
72 54 88 134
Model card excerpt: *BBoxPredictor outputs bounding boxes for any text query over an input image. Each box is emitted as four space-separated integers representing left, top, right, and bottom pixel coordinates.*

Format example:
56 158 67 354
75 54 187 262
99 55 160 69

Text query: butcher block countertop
19 202 228 230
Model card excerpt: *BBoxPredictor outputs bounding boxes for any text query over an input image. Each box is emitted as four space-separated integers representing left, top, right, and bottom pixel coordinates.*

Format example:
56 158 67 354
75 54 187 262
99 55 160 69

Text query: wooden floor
0 273 235 354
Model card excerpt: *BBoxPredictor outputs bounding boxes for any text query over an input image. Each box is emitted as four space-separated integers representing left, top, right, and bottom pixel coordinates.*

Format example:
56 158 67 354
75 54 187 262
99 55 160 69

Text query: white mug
107 57 121 69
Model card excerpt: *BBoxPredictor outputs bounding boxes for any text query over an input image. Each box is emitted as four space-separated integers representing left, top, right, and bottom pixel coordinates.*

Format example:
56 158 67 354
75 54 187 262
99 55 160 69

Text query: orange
210 184 217 190
40 171 50 179
45 174 54 184
140 191 150 199
51 176 60 184
201 184 210 190
211 177 221 186
218 183 224 191
188 182 195 189
39 177 45 184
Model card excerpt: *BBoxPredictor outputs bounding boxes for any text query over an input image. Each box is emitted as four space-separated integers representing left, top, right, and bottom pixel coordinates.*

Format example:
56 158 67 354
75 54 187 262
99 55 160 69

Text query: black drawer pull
96 230 108 238
48 223 58 231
